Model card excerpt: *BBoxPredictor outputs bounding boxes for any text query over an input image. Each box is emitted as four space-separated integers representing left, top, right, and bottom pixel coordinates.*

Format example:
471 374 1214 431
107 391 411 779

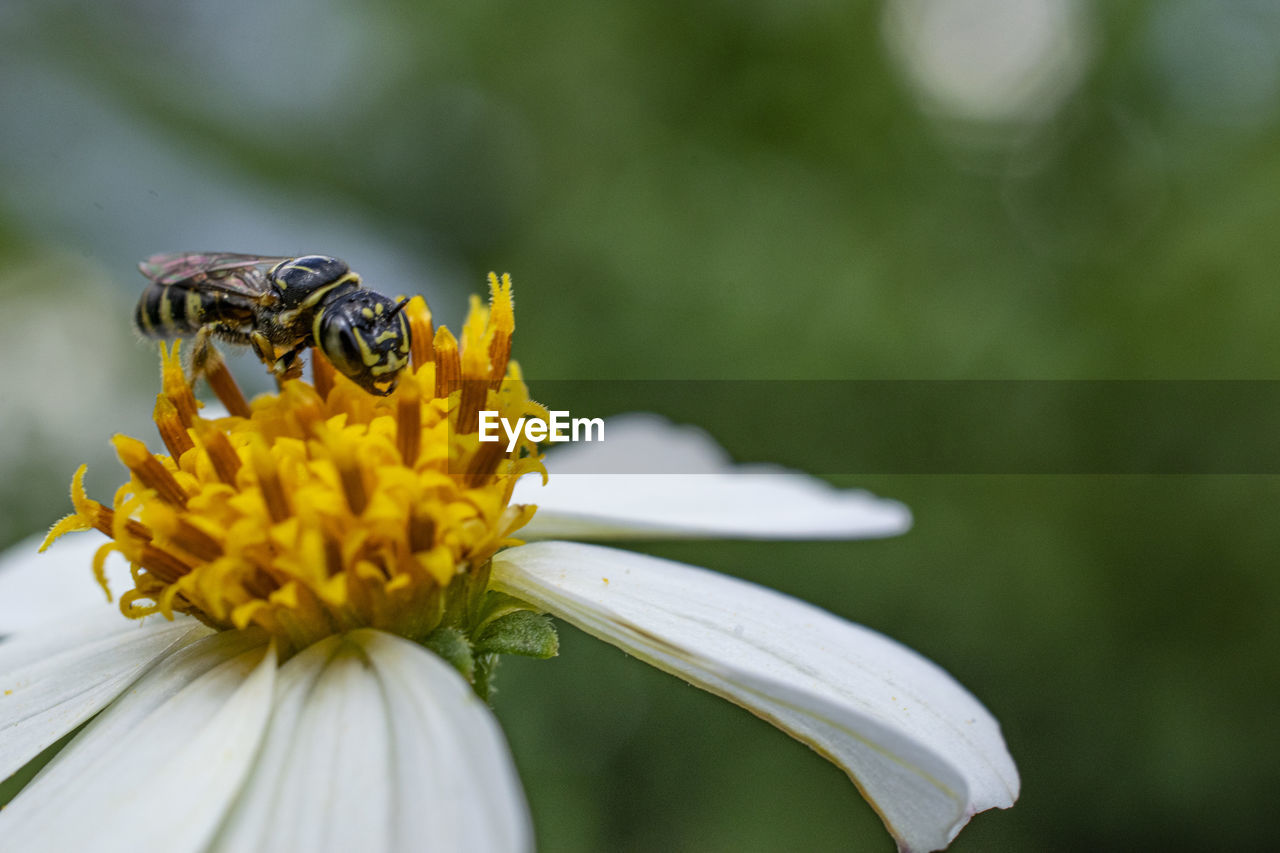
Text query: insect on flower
134 252 412 396
0 271 1018 853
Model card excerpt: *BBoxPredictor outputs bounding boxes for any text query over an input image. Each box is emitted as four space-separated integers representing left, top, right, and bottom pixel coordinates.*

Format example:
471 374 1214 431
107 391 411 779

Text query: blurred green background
3 0 1279 850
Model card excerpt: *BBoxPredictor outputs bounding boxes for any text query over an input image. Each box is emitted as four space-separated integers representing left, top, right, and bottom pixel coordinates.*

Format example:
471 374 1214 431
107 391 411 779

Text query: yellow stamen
42 465 151 547
160 341 198 427
48 275 547 655
92 542 117 601
487 273 514 388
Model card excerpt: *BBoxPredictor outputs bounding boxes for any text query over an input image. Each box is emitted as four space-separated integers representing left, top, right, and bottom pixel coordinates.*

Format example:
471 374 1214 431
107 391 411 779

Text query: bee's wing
138 252 289 295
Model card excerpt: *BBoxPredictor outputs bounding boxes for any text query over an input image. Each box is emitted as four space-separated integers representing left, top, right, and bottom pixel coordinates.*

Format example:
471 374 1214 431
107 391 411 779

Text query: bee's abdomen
134 284 253 339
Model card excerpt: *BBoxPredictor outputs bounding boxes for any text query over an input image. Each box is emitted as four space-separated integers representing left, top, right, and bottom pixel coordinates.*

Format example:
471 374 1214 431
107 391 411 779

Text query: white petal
209 635 392 853
214 630 531 853
0 607 209 780
515 413 911 541
492 542 1018 853
0 532 136 634
359 631 532 852
0 630 276 853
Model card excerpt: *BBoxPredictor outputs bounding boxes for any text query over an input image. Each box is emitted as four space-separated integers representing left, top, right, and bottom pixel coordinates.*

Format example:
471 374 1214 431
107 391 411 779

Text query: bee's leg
190 325 247 377
271 346 306 389
249 331 276 367
189 327 216 384
196 326 254 376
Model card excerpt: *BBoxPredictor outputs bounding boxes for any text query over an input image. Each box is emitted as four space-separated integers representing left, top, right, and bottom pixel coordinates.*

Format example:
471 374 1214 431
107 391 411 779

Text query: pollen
44 274 547 654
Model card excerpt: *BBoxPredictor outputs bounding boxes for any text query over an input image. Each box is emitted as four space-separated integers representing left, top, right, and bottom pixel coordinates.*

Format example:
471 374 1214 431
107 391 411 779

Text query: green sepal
474 652 500 703
424 626 475 682
475 610 560 659
473 590 536 634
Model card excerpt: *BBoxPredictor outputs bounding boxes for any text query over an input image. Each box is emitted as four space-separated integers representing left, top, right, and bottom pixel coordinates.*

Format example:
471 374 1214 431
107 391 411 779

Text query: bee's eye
337 326 361 362
321 314 365 378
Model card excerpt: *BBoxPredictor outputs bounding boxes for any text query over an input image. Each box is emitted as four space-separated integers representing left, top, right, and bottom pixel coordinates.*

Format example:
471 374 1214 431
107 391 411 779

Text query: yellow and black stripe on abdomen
134 284 252 339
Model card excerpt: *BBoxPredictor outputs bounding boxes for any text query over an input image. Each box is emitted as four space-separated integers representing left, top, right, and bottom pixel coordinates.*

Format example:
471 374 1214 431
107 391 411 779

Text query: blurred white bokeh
882 0 1092 132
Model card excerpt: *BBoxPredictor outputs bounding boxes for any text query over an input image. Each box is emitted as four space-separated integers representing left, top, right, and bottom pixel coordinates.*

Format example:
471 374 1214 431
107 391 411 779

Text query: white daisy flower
0 276 1017 853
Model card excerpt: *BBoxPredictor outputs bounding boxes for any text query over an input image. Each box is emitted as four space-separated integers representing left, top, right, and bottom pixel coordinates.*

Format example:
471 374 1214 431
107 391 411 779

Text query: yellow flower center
44 274 547 655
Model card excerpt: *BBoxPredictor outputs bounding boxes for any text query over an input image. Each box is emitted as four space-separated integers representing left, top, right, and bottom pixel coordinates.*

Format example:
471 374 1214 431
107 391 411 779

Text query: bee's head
313 291 412 395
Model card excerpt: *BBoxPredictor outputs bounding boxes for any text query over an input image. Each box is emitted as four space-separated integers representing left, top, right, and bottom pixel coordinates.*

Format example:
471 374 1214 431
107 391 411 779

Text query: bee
134 252 412 396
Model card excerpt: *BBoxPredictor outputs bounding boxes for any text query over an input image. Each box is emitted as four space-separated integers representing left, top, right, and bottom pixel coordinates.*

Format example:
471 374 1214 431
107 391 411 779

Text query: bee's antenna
388 297 411 317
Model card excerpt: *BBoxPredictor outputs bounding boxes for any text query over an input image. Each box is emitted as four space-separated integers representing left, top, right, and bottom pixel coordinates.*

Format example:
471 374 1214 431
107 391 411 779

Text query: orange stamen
249 436 290 523
433 326 460 398
311 348 335 399
406 295 434 369
409 509 436 552
154 395 195 460
139 542 193 583
78 498 150 542
203 347 251 418
113 435 189 507
464 440 504 487
321 431 368 515
171 517 223 562
397 379 421 467
194 420 242 485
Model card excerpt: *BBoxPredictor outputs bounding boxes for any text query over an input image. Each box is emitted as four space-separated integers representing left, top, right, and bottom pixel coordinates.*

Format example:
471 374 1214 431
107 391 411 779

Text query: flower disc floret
45 275 546 654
